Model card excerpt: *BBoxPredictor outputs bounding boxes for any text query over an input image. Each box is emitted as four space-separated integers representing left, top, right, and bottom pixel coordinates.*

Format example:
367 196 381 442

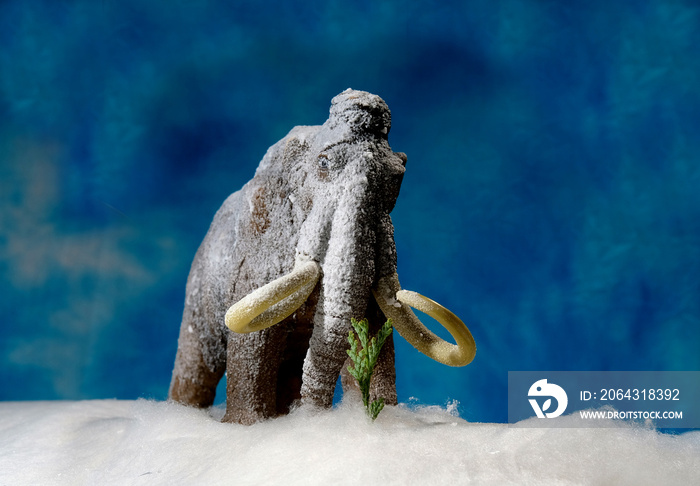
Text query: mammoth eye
318 153 329 170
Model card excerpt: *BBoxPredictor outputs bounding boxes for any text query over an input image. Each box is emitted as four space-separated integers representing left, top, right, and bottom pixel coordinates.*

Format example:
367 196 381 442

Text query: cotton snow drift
1 399 698 485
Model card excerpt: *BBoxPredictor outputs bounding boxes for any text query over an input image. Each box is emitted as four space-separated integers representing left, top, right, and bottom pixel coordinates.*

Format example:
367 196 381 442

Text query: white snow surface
1 399 698 485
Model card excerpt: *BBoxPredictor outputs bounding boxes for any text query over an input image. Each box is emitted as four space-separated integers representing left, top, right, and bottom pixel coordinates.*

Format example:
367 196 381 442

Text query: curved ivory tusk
372 273 476 367
225 258 321 333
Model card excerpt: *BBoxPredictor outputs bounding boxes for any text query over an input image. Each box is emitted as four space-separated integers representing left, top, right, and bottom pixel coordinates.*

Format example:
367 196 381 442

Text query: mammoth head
225 89 476 368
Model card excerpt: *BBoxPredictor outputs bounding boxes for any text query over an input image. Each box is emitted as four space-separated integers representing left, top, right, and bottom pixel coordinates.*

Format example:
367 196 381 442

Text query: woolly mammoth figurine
169 89 476 424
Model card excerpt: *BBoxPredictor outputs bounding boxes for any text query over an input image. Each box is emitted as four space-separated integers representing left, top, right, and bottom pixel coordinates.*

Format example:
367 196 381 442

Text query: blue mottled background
2 0 699 423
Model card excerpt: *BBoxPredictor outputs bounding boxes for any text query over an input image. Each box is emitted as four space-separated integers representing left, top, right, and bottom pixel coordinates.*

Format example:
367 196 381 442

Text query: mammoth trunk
299 196 377 407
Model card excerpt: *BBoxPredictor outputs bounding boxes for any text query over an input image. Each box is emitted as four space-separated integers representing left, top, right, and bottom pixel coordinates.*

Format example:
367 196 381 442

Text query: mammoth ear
372 273 476 367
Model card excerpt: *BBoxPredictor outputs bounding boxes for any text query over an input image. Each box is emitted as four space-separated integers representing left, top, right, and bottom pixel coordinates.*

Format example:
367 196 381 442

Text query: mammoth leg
275 287 318 415
275 326 311 415
169 307 227 408
222 323 288 425
222 258 322 420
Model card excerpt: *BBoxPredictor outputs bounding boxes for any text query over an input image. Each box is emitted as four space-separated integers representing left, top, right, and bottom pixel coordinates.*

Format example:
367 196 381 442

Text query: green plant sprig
346 317 393 420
